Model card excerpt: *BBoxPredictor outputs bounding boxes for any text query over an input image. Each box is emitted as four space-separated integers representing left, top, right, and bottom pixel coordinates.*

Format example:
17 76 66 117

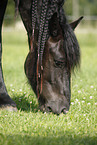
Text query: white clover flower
87 103 91 105
83 97 86 99
82 101 85 103
10 84 13 87
71 102 74 105
83 114 86 116
90 96 93 99
20 89 22 92
95 102 97 105
75 99 79 102
78 102 80 105
78 90 81 93
90 86 94 88
12 89 14 92
30 101 32 104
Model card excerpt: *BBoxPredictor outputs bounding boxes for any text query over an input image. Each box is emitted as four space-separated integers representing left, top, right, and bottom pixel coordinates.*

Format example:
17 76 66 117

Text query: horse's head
18 0 83 114
38 13 83 114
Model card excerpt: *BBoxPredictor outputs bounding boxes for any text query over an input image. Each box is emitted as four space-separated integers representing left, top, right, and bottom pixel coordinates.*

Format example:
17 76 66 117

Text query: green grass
0 28 97 145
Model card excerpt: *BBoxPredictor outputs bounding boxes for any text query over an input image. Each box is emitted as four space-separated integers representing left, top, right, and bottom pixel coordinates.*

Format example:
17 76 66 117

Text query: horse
0 0 83 114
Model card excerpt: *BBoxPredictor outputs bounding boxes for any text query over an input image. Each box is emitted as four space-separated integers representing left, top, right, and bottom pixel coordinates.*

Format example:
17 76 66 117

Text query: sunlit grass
0 28 97 145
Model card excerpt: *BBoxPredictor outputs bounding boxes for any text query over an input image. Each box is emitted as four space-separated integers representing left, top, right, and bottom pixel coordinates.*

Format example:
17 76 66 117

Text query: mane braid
38 0 64 67
37 0 49 67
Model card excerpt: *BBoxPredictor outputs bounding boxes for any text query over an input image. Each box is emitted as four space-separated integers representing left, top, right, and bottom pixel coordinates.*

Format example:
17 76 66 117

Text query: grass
0 27 97 145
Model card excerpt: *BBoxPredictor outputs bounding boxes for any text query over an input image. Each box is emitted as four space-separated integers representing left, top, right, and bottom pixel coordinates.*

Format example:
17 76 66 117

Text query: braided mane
32 0 65 68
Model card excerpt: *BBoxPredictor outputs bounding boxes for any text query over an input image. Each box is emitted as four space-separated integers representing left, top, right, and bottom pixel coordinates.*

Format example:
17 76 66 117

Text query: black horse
0 0 83 114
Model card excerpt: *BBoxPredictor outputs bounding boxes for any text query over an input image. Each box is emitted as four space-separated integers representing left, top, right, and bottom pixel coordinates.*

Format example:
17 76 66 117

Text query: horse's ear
70 16 83 30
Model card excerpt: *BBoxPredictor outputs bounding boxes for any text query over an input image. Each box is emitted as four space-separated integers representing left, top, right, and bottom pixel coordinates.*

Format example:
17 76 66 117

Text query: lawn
0 27 97 145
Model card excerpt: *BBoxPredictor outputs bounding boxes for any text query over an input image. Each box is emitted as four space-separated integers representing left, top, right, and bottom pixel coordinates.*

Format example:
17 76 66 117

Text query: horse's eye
54 59 65 68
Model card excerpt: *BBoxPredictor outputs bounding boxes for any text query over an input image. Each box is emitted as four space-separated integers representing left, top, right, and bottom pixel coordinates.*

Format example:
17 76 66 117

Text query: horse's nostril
61 108 68 114
46 106 52 112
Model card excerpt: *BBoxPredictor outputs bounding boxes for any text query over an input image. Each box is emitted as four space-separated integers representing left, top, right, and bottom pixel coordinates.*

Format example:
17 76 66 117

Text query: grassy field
0 28 97 145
